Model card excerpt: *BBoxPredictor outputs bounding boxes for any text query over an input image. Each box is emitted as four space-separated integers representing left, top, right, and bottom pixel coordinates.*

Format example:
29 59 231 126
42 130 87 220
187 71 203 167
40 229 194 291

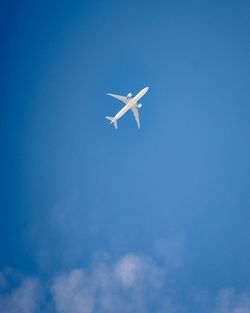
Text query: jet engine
127 92 132 98
137 103 142 108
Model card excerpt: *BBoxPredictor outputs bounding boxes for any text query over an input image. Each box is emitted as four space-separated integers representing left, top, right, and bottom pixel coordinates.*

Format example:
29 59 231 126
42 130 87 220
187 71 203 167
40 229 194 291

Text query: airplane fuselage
112 87 149 122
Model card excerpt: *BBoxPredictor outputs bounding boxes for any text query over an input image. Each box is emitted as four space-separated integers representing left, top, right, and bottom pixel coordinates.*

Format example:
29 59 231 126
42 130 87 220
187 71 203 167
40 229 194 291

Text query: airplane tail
105 116 118 129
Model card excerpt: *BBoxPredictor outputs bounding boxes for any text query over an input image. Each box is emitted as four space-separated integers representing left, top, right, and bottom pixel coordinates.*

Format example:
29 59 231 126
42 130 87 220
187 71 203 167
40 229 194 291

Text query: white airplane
105 87 149 129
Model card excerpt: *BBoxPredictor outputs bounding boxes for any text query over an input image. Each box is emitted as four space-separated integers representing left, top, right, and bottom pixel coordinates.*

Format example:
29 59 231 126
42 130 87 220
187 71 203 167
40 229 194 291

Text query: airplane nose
144 87 149 92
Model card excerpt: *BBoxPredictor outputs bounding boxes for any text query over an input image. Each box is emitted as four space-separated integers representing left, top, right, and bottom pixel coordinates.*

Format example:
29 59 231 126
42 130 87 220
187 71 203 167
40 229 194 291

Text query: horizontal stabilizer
105 116 113 122
105 116 118 129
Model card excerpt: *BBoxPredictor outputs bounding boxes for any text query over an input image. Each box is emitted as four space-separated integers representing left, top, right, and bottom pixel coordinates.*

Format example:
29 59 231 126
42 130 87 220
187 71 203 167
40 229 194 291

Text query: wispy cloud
0 271 41 313
1 251 250 313
213 288 250 313
51 253 167 313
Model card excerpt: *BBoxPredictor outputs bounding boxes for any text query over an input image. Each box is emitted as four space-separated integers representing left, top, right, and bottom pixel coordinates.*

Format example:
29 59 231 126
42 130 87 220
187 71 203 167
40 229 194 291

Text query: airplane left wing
131 106 140 128
107 93 127 104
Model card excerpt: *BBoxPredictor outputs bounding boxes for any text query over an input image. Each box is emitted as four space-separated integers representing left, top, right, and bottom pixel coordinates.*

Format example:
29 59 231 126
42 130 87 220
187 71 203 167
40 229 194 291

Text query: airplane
105 87 149 129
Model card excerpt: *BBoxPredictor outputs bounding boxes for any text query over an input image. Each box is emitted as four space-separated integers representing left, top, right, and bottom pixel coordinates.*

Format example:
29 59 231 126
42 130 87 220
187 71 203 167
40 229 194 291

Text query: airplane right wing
131 106 140 129
107 93 127 104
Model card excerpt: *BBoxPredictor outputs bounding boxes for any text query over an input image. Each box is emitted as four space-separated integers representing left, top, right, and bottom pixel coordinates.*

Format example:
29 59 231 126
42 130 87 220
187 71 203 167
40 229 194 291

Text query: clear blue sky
1 0 250 312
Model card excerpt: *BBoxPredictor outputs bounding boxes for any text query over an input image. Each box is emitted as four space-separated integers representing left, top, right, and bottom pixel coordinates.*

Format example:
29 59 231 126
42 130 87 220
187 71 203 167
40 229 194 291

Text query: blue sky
1 0 250 312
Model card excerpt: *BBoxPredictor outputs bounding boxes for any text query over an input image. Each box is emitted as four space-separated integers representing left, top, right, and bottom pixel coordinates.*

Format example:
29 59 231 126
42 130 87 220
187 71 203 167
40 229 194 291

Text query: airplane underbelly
116 107 129 119
115 100 136 119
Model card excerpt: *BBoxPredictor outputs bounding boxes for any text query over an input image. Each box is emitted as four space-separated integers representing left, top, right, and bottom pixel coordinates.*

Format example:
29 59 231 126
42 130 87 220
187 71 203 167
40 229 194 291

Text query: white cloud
213 288 250 313
51 253 167 313
114 253 165 288
0 273 41 313
1 250 250 313
51 269 94 313
114 254 142 287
